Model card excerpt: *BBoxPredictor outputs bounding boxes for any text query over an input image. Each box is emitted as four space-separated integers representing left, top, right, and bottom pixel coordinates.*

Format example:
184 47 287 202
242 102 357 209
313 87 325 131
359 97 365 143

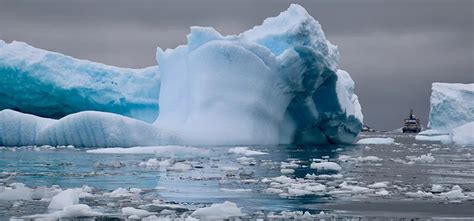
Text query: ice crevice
0 4 363 147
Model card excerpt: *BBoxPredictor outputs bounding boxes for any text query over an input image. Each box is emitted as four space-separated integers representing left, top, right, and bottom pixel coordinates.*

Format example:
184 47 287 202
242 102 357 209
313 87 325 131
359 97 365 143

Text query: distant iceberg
417 83 474 146
0 40 160 123
0 4 363 147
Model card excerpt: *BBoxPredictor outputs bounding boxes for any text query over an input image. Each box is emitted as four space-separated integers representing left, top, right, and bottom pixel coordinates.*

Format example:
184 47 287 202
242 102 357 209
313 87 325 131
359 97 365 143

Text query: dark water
1 132 473 220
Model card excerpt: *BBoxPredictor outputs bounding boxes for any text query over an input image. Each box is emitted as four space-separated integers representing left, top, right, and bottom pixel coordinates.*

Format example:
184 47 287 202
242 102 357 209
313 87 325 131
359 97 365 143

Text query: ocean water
1 132 473 220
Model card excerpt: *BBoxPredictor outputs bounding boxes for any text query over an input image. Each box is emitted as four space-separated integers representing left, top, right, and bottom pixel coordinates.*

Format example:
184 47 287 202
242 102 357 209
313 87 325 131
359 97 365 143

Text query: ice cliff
0 40 160 122
0 4 363 147
417 83 474 146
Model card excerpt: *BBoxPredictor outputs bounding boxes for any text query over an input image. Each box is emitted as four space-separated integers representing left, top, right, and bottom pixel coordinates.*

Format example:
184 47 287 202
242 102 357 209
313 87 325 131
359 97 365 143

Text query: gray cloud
0 0 472 130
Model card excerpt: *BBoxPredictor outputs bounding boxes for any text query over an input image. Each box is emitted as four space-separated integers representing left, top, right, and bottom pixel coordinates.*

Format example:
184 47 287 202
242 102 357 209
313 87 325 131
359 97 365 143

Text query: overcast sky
1 0 473 130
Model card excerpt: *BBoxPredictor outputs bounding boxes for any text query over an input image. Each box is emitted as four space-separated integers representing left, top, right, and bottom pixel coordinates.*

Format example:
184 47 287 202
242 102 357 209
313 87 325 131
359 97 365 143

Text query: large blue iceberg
0 40 160 122
0 4 363 147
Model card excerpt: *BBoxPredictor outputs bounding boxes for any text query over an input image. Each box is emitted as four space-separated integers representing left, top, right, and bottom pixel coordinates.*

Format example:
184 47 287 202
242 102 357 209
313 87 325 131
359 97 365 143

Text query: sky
0 0 473 130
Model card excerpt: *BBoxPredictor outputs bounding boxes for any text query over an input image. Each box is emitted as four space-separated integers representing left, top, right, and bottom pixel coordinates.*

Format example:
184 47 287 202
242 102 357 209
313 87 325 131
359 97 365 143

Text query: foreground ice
191 201 243 219
0 4 362 147
0 40 160 122
2 132 474 219
417 83 474 146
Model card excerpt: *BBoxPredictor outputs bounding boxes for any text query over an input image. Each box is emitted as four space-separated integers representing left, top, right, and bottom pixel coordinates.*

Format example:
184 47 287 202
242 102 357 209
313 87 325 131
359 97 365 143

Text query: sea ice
439 185 466 199
415 134 451 143
310 162 342 172
406 153 435 163
55 204 102 218
122 207 153 217
48 188 91 211
191 201 243 219
356 138 394 145
0 183 33 200
228 147 268 156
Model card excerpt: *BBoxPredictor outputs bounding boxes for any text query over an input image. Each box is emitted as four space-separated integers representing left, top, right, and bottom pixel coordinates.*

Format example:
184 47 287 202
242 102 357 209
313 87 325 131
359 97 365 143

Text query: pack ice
0 4 363 147
0 40 160 123
417 83 474 146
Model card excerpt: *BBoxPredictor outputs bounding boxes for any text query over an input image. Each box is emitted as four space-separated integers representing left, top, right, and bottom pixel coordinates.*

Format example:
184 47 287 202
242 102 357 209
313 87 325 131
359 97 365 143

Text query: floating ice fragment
356 138 394 145
406 153 435 163
310 162 342 172
439 185 466 199
228 147 268 156
122 207 153 217
368 182 389 189
280 168 295 174
48 188 91 211
431 184 444 193
191 201 243 219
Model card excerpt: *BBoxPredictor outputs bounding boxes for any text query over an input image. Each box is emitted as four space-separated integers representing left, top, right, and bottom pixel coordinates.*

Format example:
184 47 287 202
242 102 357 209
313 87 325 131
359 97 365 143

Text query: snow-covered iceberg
155 4 362 145
0 40 160 122
417 83 474 146
0 4 363 147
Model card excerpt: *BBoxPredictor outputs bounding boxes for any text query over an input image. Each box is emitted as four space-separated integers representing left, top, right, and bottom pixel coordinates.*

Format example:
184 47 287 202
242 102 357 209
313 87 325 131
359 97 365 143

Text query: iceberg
0 109 180 147
0 41 160 122
417 83 474 146
426 83 474 132
0 4 363 147
154 4 362 145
